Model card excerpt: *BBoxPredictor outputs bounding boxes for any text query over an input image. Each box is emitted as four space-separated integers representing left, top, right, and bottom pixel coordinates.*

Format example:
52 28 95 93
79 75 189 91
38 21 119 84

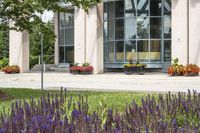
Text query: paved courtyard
0 72 200 93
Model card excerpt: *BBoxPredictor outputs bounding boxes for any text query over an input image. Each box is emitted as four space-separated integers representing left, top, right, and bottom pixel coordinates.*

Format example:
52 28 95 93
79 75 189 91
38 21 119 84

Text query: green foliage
30 21 55 67
0 21 9 60
0 0 101 33
0 58 9 70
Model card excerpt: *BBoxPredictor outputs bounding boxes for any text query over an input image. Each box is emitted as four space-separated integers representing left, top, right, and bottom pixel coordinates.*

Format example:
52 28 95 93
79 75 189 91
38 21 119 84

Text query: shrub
184 64 199 76
0 58 8 70
2 65 20 74
0 89 200 132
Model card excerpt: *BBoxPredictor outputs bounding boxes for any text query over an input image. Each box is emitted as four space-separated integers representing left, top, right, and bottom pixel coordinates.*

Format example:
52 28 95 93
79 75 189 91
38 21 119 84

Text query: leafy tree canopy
0 0 101 33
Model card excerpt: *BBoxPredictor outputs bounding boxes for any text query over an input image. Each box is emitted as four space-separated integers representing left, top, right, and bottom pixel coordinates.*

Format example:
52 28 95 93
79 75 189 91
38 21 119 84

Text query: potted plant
2 65 20 74
70 63 80 74
124 59 135 75
167 58 185 76
184 64 199 76
79 62 93 75
136 62 147 75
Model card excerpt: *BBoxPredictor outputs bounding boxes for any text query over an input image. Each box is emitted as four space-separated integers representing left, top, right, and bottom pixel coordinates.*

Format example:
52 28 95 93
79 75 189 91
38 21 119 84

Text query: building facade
9 0 200 74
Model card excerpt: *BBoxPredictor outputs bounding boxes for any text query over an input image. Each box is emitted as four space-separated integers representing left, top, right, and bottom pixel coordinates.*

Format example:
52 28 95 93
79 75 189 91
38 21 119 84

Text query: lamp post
40 32 44 90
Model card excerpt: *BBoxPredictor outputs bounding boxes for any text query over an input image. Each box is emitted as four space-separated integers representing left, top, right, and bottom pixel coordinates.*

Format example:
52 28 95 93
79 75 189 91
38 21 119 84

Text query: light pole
40 32 44 90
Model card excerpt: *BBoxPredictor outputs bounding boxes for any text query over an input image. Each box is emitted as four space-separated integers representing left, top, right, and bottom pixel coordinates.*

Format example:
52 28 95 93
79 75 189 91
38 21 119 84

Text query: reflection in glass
137 17 149 39
137 0 149 17
115 19 124 40
104 21 108 41
164 17 171 39
164 0 171 16
59 47 64 63
150 0 161 16
65 46 74 63
59 29 65 46
115 0 124 18
108 20 115 40
150 40 161 62
59 13 65 27
125 17 136 39
108 2 115 19
164 40 171 62
104 2 108 20
104 44 108 62
64 10 74 27
125 40 136 61
125 0 136 17
137 40 149 62
116 41 124 62
108 42 115 62
65 28 74 45
150 18 161 39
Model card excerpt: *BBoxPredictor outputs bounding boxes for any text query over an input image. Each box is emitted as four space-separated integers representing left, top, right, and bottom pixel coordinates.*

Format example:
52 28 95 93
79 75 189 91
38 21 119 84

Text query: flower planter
71 70 80 75
136 66 145 75
124 67 132 75
185 72 199 76
80 71 92 75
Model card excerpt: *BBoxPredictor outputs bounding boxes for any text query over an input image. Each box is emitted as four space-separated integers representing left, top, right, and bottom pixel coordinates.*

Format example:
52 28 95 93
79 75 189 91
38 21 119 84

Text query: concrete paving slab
0 72 200 93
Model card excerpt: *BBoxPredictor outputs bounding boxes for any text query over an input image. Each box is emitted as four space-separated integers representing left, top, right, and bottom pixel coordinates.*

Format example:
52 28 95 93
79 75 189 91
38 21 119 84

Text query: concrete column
54 12 59 65
74 8 86 64
86 4 104 74
172 0 188 65
189 0 200 66
9 31 29 72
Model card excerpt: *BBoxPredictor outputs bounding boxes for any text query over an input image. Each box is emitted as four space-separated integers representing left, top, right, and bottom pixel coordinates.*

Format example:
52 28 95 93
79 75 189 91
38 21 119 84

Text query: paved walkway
0 72 200 93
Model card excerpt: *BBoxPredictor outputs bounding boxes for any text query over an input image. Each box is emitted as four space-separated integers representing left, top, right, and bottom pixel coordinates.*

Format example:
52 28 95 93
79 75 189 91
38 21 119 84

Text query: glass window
115 41 124 62
59 29 65 46
59 13 65 28
108 2 115 19
59 46 64 63
104 43 109 62
137 17 149 39
137 40 149 62
115 0 124 18
150 18 161 39
150 0 161 16
125 40 136 62
164 40 171 62
115 19 124 40
164 17 171 39
108 42 115 62
125 17 136 39
65 10 74 27
125 0 136 17
65 28 74 45
137 0 149 17
104 2 108 20
150 40 161 62
65 46 74 63
164 0 171 16
108 20 115 40
104 21 108 41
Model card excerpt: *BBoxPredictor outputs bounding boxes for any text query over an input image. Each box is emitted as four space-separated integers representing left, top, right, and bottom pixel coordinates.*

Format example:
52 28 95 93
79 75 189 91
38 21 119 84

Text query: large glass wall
104 0 171 67
58 10 74 64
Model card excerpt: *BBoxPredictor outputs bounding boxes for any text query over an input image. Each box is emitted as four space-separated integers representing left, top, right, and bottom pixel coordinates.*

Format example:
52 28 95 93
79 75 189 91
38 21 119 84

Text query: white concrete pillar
74 8 86 64
54 12 59 65
86 4 104 74
172 0 188 65
189 1 200 66
9 31 29 72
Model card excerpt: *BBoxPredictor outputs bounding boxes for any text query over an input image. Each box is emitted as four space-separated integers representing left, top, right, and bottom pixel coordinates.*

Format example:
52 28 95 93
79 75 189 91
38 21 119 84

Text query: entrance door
58 10 74 64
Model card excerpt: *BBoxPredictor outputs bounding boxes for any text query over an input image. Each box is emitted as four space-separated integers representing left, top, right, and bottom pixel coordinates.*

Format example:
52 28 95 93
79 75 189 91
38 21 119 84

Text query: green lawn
0 88 158 114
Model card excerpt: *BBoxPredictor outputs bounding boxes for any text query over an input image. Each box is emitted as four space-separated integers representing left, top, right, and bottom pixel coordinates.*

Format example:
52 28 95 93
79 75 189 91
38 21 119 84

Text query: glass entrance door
58 10 74 64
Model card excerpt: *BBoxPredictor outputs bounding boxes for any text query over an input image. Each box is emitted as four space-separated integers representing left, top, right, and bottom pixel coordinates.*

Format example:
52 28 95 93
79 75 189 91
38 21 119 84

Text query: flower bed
0 89 199 132
2 65 20 74
168 58 199 76
70 62 93 75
